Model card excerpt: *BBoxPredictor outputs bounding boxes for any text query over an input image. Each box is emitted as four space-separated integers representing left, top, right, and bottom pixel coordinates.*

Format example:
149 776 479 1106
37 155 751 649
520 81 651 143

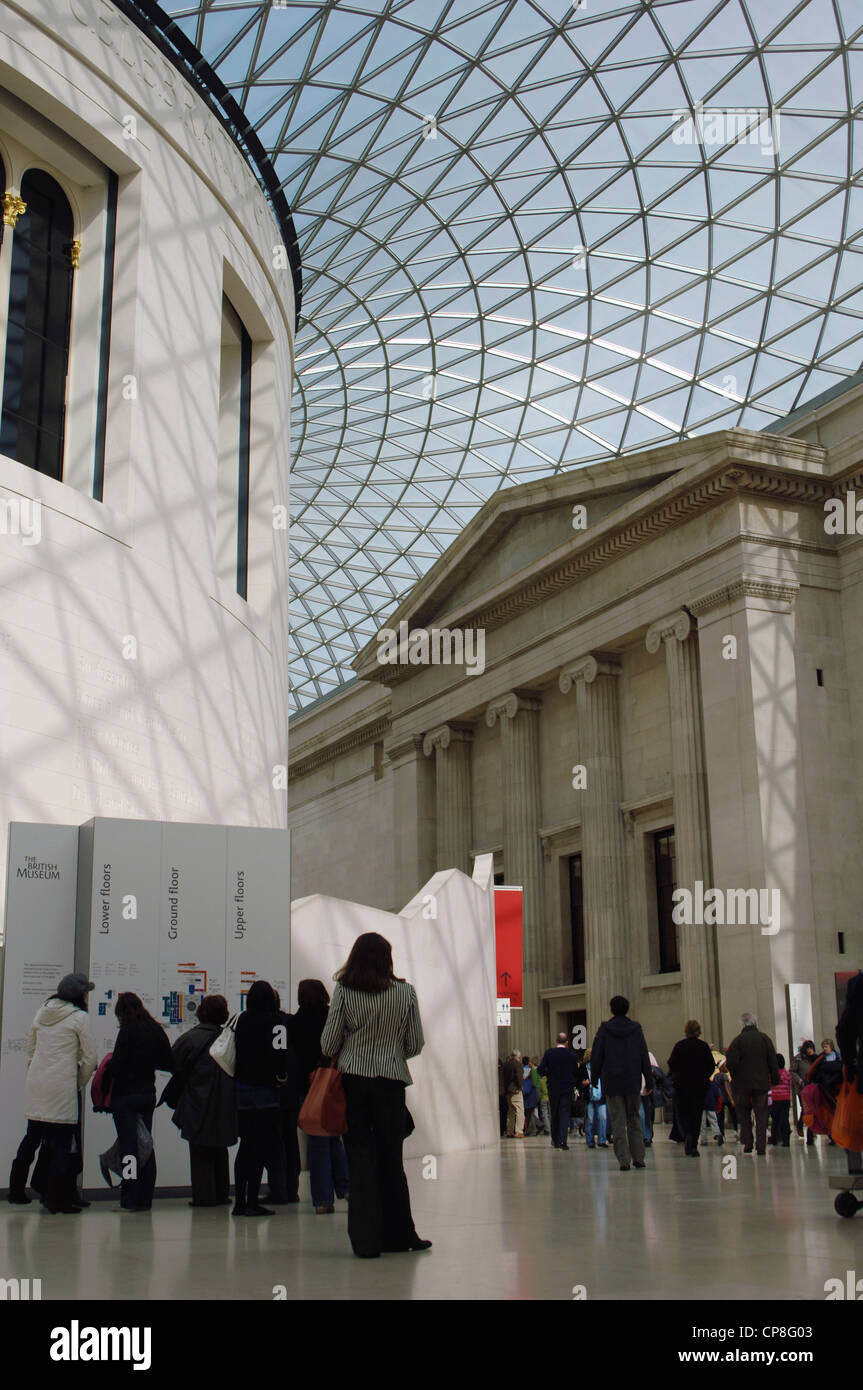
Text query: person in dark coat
590 996 653 1171
169 995 237 1206
233 980 288 1217
538 1034 581 1149
726 1012 780 1155
264 989 303 1206
836 970 863 1175
289 978 350 1213
106 992 173 1211
790 1040 817 1144
667 1020 716 1157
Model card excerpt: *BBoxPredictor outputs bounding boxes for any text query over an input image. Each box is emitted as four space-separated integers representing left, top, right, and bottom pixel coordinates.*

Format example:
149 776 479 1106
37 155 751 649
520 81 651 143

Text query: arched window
0 169 75 479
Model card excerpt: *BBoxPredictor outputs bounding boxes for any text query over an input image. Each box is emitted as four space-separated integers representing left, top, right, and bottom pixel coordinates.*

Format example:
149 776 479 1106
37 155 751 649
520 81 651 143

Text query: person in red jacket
768 1054 792 1146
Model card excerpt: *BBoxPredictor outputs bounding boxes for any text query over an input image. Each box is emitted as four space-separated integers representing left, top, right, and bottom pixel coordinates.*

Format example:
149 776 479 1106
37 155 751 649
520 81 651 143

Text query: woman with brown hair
107 992 173 1211
667 1020 716 1158
320 932 429 1258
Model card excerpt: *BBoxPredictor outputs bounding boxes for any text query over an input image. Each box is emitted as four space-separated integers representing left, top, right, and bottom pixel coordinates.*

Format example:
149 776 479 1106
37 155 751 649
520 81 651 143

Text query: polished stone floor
1 1124 859 1301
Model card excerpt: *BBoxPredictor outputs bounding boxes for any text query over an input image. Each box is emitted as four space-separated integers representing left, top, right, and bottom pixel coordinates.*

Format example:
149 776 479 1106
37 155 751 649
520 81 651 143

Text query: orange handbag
832 1077 863 1152
298 1064 347 1137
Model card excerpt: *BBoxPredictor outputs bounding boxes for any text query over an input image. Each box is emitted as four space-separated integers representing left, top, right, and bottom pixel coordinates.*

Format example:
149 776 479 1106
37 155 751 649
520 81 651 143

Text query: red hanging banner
494 886 523 1009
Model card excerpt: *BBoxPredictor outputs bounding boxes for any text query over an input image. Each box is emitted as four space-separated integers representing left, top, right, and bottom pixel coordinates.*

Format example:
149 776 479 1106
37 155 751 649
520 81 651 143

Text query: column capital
422 722 473 757
558 653 621 694
645 609 692 654
484 690 541 728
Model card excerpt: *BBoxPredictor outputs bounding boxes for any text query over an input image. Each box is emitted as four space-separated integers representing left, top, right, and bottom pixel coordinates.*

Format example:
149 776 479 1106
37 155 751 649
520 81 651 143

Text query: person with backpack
168 995 238 1207
768 1054 792 1147
7 973 97 1213
580 1050 609 1149
668 1020 716 1157
105 992 173 1211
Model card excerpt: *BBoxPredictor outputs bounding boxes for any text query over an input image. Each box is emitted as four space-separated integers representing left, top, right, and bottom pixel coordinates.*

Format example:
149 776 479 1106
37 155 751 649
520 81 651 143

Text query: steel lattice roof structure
161 0 863 709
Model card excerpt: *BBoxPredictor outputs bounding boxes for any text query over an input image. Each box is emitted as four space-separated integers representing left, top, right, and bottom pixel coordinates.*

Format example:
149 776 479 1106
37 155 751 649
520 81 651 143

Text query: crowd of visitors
499 996 858 1169
6 932 431 1260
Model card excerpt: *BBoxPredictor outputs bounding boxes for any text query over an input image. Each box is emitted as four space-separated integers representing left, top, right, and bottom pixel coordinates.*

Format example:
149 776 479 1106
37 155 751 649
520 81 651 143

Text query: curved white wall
0 1 294 929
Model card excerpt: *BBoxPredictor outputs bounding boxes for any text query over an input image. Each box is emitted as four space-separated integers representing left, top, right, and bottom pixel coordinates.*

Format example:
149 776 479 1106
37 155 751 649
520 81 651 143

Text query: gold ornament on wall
2 193 26 228
65 239 81 269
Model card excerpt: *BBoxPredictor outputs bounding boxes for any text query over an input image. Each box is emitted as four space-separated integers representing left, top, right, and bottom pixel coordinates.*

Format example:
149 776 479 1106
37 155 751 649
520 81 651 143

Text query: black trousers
11 1120 77 1202
266 1096 301 1200
549 1091 572 1146
676 1088 705 1153
189 1144 230 1205
235 1107 282 1208
342 1075 417 1257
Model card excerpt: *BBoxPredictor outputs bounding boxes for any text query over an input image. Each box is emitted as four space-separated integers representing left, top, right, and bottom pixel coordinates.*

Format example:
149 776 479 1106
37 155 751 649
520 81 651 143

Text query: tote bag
298 1064 347 1137
209 1013 239 1077
832 1078 863 1152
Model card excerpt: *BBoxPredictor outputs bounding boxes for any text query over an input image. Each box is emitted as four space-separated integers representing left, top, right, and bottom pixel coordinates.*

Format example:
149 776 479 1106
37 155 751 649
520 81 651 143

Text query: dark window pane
1 168 74 479
654 828 678 972
569 853 585 984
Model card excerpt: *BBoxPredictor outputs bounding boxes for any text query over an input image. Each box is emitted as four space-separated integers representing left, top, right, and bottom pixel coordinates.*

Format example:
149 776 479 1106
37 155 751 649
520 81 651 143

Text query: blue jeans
585 1100 607 1146
641 1095 655 1143
112 1093 156 1210
307 1134 350 1207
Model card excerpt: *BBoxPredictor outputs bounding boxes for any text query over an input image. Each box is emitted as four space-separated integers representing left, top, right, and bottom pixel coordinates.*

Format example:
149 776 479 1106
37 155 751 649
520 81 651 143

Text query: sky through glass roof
162 0 863 709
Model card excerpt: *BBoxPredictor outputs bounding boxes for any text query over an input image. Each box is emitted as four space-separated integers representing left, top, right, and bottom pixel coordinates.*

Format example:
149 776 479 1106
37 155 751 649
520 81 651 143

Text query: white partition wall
290 864 499 1160
1 818 291 1189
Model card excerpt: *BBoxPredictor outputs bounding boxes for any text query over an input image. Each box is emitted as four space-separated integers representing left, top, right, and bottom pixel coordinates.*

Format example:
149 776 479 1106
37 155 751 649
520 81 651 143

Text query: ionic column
422 723 473 874
646 610 720 1041
384 733 436 909
558 655 630 1035
485 691 545 1057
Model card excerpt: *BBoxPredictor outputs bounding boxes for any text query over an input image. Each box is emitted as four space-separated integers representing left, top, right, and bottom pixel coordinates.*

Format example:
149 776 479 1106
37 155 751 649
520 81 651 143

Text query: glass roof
162 0 863 710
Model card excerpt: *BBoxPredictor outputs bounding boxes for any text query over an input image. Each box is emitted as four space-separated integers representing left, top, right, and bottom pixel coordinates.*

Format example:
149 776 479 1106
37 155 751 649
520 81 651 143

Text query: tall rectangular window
568 852 585 984
218 296 252 599
654 827 678 972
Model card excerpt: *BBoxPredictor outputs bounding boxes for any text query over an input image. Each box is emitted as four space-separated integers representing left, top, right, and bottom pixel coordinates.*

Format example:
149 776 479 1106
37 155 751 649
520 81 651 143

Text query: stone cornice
289 711 392 778
689 578 800 616
357 452 834 687
645 610 692 653
558 654 621 694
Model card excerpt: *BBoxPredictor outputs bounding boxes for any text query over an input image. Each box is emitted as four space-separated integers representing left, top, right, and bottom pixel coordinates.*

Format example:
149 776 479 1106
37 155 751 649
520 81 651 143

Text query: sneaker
619 1164 631 1172
634 1162 646 1169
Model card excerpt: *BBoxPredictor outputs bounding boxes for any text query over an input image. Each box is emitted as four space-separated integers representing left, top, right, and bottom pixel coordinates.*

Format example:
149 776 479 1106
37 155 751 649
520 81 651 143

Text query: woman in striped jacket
320 932 430 1259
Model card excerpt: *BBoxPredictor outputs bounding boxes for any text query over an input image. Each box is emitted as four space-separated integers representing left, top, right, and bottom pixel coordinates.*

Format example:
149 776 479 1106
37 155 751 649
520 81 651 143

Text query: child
769 1053 792 1146
701 1079 723 1144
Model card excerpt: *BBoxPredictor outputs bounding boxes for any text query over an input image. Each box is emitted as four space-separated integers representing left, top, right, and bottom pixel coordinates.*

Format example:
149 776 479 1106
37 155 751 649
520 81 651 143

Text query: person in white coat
7 973 97 1213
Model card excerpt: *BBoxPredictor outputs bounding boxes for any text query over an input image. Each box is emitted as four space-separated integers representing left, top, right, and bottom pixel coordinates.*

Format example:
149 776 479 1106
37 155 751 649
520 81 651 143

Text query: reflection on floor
0 1125 857 1301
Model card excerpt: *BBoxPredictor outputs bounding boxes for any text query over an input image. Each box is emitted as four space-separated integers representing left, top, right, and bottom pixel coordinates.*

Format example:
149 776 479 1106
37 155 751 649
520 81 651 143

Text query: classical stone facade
289 378 863 1065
